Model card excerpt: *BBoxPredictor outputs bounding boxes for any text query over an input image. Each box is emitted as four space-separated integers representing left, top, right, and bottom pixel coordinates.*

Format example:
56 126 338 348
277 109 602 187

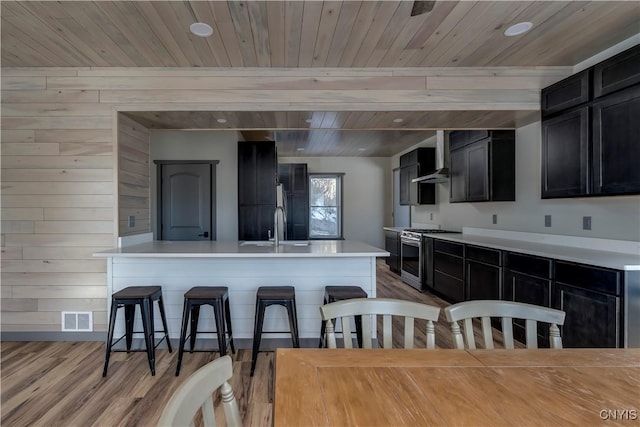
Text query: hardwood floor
0 260 501 426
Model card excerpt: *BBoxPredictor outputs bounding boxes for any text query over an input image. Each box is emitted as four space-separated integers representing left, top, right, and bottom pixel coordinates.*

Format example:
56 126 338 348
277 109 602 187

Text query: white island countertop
93 239 389 258
94 238 387 341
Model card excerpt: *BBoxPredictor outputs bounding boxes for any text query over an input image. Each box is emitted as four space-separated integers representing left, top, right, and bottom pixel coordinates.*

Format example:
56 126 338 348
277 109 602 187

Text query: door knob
198 231 209 238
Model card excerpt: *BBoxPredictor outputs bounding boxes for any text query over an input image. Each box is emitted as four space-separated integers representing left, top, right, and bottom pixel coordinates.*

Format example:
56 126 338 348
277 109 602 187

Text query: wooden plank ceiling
123 109 539 156
3 1 638 68
2 1 639 156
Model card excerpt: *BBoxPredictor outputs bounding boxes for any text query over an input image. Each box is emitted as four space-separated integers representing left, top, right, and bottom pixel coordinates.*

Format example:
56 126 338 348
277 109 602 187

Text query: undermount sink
240 241 273 246
281 240 311 246
240 240 310 247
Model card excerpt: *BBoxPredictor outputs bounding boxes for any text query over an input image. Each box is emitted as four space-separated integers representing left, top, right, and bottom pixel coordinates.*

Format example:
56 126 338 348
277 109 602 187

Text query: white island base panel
106 256 378 344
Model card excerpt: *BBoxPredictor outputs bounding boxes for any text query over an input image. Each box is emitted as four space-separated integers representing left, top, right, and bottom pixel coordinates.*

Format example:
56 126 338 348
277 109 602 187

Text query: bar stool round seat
103 285 172 377
251 286 299 376
175 286 235 376
319 285 368 348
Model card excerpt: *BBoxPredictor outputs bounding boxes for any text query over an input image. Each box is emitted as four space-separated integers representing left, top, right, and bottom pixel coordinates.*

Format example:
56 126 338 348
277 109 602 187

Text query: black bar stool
103 286 172 377
319 285 367 348
175 286 235 376
251 286 299 376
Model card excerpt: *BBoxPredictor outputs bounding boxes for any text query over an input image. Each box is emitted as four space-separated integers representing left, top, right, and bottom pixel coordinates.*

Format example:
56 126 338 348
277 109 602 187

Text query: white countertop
93 240 389 258
427 233 640 271
383 227 406 233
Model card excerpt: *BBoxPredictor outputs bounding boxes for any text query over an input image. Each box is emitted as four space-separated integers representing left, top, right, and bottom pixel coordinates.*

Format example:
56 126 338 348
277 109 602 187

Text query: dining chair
319 298 441 349
158 355 242 427
443 300 566 349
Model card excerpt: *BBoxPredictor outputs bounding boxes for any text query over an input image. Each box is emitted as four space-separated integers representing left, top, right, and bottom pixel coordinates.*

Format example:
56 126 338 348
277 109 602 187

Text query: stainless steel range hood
412 130 449 183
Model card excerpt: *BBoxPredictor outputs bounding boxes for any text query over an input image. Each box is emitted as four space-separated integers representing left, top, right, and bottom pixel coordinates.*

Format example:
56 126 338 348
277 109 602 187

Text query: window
309 174 343 239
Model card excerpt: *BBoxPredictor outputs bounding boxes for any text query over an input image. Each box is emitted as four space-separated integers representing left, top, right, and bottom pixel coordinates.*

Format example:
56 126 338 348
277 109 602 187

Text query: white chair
319 298 441 349
444 300 566 349
158 355 242 427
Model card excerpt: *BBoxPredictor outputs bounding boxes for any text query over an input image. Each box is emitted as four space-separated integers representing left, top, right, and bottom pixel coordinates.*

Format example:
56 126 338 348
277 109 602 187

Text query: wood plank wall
1 68 114 333
0 66 568 334
117 115 150 236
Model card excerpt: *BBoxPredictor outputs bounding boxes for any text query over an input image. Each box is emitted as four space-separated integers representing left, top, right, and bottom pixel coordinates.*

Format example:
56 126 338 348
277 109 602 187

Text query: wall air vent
61 311 93 332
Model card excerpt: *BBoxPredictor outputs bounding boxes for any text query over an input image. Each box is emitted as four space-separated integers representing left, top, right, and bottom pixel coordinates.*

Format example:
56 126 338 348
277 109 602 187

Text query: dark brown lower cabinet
384 230 400 274
466 260 501 300
433 241 464 303
554 283 619 348
503 252 553 347
553 261 622 348
465 245 502 301
430 240 631 348
503 270 552 347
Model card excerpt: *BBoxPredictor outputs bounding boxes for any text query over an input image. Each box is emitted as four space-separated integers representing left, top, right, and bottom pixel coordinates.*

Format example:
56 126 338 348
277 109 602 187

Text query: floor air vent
61 312 93 332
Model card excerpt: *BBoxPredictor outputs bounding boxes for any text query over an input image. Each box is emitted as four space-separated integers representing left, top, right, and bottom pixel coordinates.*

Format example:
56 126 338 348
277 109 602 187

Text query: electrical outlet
583 216 592 230
128 215 135 228
492 214 497 225
545 215 552 227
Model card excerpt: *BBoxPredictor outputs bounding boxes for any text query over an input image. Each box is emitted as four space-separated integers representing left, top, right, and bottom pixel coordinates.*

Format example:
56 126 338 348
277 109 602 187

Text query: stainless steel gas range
400 228 457 291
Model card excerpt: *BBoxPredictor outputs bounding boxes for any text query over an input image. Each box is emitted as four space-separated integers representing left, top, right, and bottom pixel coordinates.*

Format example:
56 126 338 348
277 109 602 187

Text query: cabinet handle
198 231 209 238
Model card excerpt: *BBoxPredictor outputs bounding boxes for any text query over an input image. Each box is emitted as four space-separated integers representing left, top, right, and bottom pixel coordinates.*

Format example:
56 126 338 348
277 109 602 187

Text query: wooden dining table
273 348 640 426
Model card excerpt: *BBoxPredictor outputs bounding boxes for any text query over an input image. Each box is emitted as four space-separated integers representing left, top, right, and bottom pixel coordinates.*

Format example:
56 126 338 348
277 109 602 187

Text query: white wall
150 133 391 247
280 156 390 248
407 123 640 241
150 130 238 241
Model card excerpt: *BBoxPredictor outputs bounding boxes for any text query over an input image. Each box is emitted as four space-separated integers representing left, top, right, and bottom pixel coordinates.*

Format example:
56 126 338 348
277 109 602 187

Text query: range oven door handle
400 238 421 247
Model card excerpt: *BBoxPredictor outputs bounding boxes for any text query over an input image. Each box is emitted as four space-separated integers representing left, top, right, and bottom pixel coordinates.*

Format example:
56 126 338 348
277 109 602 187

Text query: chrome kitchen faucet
274 205 287 246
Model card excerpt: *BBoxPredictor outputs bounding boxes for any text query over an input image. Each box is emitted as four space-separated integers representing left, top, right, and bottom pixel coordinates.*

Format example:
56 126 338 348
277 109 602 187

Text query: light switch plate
492 214 497 225
583 216 592 230
545 215 552 227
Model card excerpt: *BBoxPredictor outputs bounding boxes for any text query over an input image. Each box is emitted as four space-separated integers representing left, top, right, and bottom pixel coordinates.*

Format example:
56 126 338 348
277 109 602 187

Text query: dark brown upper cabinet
593 44 640 98
540 45 640 199
399 147 436 205
541 70 590 118
449 130 515 203
592 85 640 195
541 107 590 198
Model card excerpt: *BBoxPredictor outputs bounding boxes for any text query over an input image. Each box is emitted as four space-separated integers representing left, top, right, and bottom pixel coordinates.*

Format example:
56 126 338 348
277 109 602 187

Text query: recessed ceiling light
393 118 404 123
358 148 367 151
504 22 533 37
190 22 214 37
305 119 313 124
296 148 305 151
216 118 227 124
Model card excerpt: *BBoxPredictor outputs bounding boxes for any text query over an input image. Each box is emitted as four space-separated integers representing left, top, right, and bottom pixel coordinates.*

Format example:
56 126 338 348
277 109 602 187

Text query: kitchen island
94 239 389 346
